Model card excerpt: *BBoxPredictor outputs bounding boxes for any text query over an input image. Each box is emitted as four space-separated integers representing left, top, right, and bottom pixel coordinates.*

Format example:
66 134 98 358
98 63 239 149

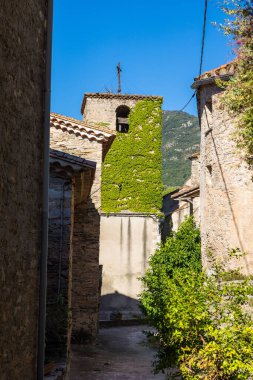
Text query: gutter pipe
37 1 53 379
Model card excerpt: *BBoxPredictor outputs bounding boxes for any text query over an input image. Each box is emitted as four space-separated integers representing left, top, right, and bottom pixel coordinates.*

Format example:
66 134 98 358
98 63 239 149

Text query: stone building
0 1 52 379
50 113 115 340
46 149 96 371
192 62 253 273
162 152 200 238
81 93 163 320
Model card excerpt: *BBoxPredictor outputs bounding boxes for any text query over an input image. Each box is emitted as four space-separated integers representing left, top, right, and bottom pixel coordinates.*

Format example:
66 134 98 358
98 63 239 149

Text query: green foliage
219 1 253 161
102 99 163 213
162 111 200 188
140 218 253 379
162 186 179 197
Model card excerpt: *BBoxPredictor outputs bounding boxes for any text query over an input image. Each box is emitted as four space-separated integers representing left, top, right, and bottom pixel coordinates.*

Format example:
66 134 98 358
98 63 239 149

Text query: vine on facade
101 99 163 214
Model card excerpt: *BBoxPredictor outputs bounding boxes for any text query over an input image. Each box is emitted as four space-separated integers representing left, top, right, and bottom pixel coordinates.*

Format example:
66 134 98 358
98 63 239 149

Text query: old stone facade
81 93 163 320
82 93 162 132
47 150 96 368
50 113 115 339
193 62 253 273
162 153 200 238
0 2 50 379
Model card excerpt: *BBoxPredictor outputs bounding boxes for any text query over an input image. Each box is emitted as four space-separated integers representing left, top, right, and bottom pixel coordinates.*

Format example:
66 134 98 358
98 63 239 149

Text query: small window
116 105 130 133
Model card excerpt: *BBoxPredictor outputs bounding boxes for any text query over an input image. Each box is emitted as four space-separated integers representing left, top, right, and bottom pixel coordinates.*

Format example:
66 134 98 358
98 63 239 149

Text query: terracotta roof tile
192 61 237 89
81 92 163 114
50 149 96 170
188 152 200 160
171 185 200 199
195 61 236 81
50 113 115 144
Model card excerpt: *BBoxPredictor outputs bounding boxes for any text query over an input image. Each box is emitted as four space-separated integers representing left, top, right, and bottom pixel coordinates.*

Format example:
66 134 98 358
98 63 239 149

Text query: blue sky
51 0 234 118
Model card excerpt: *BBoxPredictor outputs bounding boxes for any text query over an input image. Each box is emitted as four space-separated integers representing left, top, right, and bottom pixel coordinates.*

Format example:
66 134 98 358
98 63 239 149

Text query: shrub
140 217 253 379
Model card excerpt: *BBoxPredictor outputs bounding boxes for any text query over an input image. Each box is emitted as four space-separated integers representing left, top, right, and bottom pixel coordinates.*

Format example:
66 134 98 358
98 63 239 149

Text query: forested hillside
162 110 200 189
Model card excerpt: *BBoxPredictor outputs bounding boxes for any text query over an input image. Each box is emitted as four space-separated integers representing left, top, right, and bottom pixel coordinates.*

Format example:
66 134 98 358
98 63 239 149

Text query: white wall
99 214 160 320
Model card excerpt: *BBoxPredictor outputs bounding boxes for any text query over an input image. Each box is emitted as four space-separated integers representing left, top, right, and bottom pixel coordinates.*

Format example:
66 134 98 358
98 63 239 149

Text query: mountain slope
162 110 200 188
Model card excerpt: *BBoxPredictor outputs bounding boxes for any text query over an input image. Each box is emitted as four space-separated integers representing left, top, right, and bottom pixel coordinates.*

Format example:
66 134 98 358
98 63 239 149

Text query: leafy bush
140 217 253 379
218 1 253 161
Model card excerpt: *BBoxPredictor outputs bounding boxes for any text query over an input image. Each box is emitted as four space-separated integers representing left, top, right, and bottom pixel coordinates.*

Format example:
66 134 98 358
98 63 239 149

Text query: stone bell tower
81 92 163 321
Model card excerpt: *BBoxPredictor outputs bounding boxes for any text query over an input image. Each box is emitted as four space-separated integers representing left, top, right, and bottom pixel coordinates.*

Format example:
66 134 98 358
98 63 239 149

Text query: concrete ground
69 325 167 380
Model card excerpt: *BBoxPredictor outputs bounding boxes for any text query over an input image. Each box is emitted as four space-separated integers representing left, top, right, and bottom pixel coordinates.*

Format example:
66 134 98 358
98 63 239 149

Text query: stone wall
99 214 160 320
198 84 253 273
71 172 100 340
48 177 72 303
0 1 49 379
50 128 102 340
83 96 139 131
50 128 102 208
189 155 200 187
46 175 72 361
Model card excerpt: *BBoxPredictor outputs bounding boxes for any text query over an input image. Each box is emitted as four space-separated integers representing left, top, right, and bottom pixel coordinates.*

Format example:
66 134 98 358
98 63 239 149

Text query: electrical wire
90 0 209 199
177 0 208 113
179 92 196 112
199 0 208 77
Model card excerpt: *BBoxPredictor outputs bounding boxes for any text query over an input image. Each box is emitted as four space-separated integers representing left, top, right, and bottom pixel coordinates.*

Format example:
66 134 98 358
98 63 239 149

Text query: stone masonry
47 150 96 370
0 1 49 379
81 93 163 320
193 62 253 274
50 113 115 340
82 93 163 132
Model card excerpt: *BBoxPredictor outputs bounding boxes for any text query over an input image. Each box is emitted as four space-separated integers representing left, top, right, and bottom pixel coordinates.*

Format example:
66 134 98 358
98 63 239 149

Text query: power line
179 92 196 112
199 0 208 77
177 0 208 113
91 0 209 198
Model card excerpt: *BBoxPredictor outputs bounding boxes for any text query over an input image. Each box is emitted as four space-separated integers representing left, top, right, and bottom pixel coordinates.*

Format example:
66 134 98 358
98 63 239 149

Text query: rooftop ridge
50 112 115 136
81 92 163 114
192 61 237 88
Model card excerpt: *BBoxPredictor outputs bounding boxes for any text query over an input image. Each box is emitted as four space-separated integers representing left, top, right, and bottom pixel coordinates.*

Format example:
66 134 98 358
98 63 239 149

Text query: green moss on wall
101 99 163 213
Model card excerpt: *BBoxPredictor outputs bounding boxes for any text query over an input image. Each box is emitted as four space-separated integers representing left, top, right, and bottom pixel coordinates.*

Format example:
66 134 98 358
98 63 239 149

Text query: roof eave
191 74 233 89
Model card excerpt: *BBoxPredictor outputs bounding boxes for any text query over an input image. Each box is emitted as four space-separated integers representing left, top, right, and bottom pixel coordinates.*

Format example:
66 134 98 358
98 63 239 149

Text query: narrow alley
69 325 167 380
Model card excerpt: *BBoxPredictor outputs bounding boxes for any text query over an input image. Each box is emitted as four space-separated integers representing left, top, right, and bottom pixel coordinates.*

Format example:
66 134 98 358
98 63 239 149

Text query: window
116 105 130 133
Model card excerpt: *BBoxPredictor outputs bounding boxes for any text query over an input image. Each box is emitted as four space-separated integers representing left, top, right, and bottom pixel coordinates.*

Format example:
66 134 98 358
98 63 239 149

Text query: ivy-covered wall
101 99 163 213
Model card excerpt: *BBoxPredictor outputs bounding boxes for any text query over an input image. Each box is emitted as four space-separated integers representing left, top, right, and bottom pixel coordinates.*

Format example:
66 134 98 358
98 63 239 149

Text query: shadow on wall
100 292 141 321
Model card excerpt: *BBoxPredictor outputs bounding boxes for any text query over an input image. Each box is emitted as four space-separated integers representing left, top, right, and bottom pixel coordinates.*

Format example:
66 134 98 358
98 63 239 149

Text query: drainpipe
37 1 53 379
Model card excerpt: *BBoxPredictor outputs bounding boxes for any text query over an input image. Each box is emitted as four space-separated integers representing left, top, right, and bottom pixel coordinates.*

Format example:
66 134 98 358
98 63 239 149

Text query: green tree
140 218 253 379
219 0 253 161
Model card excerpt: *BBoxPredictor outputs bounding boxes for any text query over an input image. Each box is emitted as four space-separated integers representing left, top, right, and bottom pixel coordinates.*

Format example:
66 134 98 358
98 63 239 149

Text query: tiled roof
50 149 96 178
171 185 200 199
50 113 115 143
81 92 163 114
50 149 96 169
188 152 200 160
192 61 236 88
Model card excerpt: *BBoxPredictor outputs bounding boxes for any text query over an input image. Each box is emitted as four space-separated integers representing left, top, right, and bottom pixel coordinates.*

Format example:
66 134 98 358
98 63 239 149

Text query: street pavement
69 325 167 380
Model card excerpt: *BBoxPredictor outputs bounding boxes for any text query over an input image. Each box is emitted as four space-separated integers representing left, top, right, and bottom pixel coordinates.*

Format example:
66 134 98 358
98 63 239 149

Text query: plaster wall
83 97 138 132
198 84 253 274
99 214 160 320
0 2 48 378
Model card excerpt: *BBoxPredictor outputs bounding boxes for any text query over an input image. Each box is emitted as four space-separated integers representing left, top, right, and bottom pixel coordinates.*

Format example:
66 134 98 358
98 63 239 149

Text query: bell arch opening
116 105 130 133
